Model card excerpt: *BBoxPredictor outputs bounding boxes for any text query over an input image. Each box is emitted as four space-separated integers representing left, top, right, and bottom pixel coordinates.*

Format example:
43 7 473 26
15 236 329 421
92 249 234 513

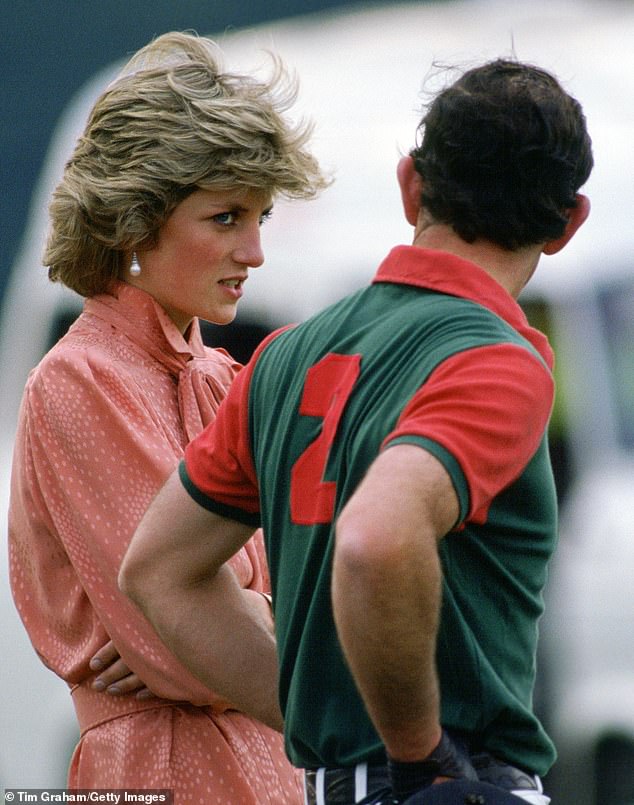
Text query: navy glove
387 730 478 801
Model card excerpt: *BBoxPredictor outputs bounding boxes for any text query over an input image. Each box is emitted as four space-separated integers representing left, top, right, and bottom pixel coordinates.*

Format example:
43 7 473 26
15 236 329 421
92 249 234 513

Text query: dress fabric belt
70 682 212 735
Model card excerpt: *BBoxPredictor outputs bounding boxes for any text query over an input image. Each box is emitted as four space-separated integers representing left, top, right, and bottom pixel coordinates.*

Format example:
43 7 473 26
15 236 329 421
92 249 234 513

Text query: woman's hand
90 640 157 700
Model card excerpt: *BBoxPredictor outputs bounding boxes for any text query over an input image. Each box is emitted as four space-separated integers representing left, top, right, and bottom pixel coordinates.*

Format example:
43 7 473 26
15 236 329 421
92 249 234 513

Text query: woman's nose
234 225 265 268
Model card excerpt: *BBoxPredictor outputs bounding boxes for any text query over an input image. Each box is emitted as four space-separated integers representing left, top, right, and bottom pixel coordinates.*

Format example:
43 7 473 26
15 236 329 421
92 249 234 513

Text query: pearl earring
129 254 141 277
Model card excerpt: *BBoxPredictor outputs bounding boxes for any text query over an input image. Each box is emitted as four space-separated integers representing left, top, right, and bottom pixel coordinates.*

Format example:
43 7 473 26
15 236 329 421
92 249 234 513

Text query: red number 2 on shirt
290 353 361 525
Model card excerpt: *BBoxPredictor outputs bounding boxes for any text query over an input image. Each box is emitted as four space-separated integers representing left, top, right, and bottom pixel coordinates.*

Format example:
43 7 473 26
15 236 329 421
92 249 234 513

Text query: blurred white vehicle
1 1 633 801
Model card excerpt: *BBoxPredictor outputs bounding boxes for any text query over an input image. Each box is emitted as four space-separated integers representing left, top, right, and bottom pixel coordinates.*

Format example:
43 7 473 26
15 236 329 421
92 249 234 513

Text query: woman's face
133 187 273 333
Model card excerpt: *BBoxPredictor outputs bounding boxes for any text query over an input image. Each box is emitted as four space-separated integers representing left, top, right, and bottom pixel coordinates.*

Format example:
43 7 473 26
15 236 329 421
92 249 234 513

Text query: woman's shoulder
33 320 115 376
26 318 142 411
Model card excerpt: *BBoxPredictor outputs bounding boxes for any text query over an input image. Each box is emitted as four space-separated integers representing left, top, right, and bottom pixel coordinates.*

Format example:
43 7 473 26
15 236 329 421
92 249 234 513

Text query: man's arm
119 467 283 730
332 443 459 762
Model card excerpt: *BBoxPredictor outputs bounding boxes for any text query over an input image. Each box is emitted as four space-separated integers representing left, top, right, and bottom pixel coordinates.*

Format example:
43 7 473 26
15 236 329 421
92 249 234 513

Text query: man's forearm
119 469 283 730
332 445 458 761
332 528 442 760
125 562 283 730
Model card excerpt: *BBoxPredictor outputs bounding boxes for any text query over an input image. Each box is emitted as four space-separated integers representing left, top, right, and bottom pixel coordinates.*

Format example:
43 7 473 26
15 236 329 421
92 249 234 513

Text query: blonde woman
8 31 327 803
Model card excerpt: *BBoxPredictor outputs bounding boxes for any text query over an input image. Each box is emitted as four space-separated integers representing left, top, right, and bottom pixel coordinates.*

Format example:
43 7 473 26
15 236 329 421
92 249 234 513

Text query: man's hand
388 730 478 800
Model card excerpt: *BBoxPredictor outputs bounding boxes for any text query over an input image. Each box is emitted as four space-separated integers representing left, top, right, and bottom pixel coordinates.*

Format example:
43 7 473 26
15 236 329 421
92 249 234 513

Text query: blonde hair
45 31 328 297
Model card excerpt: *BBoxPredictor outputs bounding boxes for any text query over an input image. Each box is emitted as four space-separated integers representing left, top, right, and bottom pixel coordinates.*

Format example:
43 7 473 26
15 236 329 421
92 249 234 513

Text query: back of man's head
411 59 593 250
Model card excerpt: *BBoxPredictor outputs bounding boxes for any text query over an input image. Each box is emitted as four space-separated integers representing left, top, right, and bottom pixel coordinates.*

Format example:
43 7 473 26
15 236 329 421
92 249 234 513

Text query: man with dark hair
413 60 592 250
120 59 592 804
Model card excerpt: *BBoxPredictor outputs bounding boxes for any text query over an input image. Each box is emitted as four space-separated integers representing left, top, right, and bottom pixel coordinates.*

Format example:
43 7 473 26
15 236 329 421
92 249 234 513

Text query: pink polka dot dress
8 281 303 804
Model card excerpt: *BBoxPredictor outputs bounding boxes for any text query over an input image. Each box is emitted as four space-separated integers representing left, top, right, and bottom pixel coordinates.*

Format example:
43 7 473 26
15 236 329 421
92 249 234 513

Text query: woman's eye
259 209 274 226
212 211 237 226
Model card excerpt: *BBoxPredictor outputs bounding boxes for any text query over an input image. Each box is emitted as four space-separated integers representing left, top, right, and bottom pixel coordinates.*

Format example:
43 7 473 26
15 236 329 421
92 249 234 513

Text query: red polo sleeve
384 342 554 525
183 329 290 518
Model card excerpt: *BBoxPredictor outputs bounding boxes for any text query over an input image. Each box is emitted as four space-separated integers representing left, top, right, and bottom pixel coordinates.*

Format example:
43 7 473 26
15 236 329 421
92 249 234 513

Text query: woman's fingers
89 639 119 672
90 639 157 698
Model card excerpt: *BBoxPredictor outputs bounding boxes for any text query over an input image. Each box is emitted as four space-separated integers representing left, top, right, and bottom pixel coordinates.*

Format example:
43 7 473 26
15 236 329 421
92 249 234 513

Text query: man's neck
412 218 542 300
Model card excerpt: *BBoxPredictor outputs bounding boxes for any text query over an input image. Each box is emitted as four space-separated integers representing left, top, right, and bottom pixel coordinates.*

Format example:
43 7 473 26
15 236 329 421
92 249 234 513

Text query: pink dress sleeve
9 344 264 706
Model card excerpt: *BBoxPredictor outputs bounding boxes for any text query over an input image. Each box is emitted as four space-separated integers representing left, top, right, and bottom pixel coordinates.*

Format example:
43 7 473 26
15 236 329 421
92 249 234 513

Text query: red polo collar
372 246 553 368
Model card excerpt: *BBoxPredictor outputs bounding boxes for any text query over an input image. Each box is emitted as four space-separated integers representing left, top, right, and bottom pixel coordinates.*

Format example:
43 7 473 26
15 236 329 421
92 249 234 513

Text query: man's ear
542 194 591 255
397 155 423 227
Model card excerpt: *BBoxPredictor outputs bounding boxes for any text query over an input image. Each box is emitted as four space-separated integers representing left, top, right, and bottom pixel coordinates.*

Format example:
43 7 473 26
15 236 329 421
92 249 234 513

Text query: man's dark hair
411 59 593 250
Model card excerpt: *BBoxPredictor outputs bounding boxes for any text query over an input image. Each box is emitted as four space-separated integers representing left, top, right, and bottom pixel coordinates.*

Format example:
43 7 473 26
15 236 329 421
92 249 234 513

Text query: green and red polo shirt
181 245 558 776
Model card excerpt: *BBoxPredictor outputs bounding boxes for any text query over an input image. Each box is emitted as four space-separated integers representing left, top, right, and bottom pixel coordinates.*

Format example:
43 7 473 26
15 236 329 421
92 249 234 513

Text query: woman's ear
397 156 423 227
542 194 591 255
